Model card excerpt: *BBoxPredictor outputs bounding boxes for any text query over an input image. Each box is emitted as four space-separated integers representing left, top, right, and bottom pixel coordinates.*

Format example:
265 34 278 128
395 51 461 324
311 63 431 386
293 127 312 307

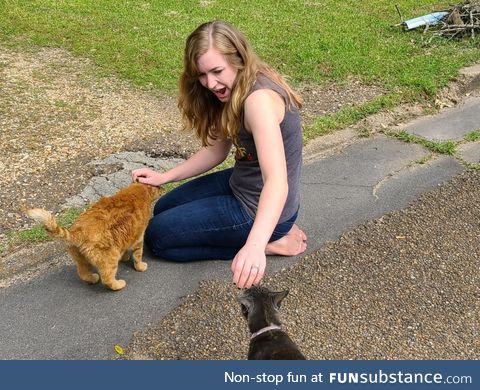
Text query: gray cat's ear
238 294 254 314
272 290 289 310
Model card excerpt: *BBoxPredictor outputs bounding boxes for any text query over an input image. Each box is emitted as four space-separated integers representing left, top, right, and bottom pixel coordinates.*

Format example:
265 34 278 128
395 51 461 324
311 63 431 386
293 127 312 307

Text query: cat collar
250 324 282 340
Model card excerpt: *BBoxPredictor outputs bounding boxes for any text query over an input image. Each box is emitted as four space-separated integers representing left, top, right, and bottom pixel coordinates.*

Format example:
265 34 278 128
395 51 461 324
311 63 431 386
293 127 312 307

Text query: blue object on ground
403 11 449 30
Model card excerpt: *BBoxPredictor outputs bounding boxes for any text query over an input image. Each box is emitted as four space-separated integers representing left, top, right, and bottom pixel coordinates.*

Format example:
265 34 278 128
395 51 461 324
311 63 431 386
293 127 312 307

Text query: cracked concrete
371 156 438 200
404 96 480 142
64 151 184 208
458 140 480 165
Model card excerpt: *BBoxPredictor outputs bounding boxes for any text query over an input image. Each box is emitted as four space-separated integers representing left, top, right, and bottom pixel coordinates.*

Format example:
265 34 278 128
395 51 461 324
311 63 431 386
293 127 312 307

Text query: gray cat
238 285 306 360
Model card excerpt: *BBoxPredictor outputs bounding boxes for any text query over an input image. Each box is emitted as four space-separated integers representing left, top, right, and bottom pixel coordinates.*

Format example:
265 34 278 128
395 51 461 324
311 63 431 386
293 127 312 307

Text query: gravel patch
123 169 479 360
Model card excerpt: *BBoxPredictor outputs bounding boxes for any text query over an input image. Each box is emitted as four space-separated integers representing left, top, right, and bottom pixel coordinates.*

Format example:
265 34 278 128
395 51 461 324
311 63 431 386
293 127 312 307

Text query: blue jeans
144 168 298 261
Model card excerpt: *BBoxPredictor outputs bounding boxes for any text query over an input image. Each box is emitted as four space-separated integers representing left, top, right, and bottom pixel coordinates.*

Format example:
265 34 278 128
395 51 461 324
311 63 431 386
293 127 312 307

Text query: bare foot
265 224 307 256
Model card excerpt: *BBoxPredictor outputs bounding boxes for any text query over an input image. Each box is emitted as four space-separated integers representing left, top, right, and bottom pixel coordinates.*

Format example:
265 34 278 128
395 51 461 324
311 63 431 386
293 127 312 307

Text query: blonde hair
178 20 302 147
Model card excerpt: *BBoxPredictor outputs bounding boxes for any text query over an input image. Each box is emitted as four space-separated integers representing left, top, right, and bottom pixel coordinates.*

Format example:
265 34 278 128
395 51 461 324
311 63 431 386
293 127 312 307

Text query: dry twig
425 1 480 42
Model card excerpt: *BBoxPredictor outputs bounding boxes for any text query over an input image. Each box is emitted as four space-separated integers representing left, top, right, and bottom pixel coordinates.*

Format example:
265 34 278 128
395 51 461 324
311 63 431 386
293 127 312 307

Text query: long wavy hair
178 20 302 147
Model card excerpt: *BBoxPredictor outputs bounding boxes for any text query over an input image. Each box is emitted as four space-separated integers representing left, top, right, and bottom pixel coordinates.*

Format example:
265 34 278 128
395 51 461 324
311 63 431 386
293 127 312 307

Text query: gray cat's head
237 286 289 329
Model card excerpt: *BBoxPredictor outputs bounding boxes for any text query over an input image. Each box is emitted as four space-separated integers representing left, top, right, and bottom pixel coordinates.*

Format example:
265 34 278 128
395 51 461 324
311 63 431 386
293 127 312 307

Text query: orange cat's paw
83 273 100 284
134 261 148 272
108 279 126 291
120 252 131 262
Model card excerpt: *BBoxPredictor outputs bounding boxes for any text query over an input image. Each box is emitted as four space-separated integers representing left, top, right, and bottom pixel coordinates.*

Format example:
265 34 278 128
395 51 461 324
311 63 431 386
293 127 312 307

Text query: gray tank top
229 74 302 223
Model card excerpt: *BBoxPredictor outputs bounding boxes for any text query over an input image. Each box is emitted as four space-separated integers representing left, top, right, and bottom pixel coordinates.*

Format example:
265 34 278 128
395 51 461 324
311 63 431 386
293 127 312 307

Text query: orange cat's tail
26 208 75 244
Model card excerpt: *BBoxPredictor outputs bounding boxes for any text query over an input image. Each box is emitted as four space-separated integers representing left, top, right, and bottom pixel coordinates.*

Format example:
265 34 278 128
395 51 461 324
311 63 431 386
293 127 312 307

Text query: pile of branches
429 1 480 41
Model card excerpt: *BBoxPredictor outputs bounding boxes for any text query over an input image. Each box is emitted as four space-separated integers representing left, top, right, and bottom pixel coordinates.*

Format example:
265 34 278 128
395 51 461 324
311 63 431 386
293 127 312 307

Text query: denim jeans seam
155 219 253 251
189 219 253 236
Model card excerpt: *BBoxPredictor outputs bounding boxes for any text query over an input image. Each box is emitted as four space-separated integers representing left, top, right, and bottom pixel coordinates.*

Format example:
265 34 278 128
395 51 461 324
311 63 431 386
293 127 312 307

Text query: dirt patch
0 45 385 243
298 78 385 123
0 46 197 237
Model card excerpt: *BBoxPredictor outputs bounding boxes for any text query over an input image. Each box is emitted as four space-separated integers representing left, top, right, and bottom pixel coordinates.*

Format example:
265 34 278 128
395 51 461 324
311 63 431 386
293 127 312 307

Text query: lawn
1 0 479 96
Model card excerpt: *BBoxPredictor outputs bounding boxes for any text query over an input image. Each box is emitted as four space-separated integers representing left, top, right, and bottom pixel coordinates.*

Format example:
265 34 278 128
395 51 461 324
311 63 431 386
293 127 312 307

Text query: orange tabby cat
26 182 163 291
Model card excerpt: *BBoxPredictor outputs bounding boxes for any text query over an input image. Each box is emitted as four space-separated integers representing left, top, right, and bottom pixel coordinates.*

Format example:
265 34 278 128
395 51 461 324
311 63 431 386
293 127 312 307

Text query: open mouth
213 87 227 98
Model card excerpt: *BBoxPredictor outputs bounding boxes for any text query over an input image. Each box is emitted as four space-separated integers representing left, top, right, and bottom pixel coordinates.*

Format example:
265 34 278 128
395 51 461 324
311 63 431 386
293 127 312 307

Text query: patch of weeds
1 225 49 257
57 206 85 227
413 155 432 165
391 130 457 155
10 225 49 245
466 163 480 170
428 140 456 155
464 130 480 142
0 206 86 256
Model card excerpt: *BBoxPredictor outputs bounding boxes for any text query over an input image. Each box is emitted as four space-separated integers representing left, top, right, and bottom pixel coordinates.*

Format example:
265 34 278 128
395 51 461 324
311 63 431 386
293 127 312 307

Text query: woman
132 20 307 288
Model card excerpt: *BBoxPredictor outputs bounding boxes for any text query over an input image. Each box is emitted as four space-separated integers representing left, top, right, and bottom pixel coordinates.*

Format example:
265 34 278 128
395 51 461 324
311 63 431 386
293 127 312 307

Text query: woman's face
196 47 238 102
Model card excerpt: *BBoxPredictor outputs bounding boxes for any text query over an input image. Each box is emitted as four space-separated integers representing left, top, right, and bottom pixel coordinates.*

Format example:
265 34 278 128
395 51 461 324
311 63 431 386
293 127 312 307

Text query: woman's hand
231 244 266 288
131 168 166 187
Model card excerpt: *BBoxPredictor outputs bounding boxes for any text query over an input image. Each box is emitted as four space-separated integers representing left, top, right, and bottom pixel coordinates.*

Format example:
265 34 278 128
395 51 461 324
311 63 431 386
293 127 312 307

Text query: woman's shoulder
252 74 282 92
244 86 285 127
250 74 291 107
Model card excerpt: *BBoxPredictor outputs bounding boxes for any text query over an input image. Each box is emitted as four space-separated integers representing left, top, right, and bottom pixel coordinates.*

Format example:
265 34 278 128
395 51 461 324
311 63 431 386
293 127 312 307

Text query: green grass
413 155 433 165
1 0 479 95
390 130 457 155
304 92 405 141
464 130 480 142
0 207 85 255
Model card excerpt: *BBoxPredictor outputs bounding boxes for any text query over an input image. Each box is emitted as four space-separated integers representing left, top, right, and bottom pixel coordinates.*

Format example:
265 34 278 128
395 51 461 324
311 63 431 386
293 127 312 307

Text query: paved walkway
0 78 479 359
